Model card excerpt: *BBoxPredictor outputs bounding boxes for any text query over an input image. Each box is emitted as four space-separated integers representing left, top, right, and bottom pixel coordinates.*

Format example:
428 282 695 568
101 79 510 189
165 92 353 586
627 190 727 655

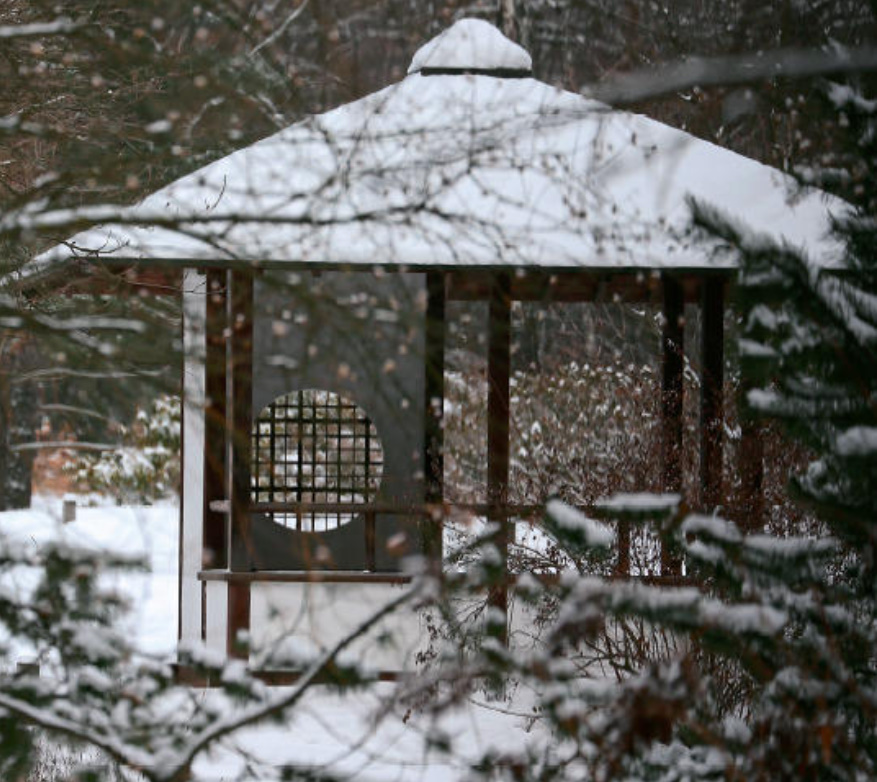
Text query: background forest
3 0 872 511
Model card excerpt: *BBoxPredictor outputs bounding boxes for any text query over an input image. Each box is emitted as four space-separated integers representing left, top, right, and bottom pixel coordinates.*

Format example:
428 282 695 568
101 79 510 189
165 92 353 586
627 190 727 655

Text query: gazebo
42 19 843 670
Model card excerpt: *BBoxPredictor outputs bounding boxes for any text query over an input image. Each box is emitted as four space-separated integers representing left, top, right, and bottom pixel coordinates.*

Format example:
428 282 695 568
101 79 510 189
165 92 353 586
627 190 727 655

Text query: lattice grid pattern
251 389 383 531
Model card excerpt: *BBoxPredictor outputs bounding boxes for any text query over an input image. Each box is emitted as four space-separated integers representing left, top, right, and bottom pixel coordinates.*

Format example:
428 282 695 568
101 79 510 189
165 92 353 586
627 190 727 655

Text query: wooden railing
208 499 688 582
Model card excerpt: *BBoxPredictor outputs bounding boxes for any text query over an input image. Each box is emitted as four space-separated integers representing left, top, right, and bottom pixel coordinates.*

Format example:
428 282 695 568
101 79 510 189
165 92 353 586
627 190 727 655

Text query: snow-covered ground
1 497 549 781
193 684 548 781
0 495 178 658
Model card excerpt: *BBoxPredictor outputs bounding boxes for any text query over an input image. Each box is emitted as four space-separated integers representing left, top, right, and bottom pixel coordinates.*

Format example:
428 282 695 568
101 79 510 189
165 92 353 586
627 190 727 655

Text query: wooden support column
738 418 764 532
203 270 228 570
700 277 725 512
487 272 511 643
423 271 446 563
660 274 684 575
738 359 765 532
226 268 253 657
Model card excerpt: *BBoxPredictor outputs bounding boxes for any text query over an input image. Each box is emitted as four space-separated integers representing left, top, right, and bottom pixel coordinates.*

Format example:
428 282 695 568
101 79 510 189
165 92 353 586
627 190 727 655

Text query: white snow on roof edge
25 45 849 274
408 18 532 74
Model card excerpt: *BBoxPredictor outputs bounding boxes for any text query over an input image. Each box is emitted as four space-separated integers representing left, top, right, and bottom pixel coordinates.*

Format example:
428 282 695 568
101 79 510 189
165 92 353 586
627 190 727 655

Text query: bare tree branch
249 0 310 58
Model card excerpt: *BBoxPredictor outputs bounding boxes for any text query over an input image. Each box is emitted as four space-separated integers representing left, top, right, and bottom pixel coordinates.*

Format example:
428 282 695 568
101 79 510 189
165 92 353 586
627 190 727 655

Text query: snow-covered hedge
68 394 180 504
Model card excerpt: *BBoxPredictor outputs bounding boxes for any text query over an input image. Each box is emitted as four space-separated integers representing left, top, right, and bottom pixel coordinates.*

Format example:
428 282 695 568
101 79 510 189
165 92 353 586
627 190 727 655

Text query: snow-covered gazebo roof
42 18 844 272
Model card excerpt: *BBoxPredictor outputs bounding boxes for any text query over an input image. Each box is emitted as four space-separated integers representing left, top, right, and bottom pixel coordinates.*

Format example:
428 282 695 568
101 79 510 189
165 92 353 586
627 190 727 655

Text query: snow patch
835 425 877 457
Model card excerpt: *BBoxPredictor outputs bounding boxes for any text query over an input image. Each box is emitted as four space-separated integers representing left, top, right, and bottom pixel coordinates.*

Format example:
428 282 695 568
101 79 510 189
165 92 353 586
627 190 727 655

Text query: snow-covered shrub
68 394 180 504
0 506 416 781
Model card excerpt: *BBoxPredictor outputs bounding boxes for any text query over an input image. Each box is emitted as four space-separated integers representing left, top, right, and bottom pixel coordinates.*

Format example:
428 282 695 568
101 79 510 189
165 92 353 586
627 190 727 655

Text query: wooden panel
423 271 446 563
700 278 725 511
486 272 511 643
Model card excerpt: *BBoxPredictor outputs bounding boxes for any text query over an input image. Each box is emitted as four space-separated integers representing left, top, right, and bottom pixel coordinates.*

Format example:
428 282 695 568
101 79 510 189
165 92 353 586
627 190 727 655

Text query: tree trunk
498 0 518 41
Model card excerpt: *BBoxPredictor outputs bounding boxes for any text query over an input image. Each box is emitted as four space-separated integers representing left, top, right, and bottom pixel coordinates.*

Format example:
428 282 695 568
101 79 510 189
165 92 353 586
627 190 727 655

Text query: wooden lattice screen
251 389 383 531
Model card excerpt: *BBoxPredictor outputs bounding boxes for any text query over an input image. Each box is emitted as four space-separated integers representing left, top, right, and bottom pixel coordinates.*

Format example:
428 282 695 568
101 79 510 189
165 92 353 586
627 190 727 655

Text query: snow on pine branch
835 425 877 457
545 500 614 548
594 492 680 517
554 576 787 639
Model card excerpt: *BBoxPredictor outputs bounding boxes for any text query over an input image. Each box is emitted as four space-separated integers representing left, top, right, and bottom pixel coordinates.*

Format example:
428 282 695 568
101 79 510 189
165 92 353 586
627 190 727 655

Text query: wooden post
423 271 446 563
661 274 684 575
227 269 253 657
498 0 519 41
700 277 725 512
203 270 228 570
738 417 765 532
615 521 631 577
487 271 511 643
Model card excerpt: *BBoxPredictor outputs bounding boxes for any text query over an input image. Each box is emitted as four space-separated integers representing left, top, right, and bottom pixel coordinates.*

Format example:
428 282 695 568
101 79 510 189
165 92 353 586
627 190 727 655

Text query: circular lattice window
251 389 383 532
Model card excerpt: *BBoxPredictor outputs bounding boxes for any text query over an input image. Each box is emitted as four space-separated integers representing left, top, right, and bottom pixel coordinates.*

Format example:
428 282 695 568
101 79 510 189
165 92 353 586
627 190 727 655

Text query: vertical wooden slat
700 277 725 512
365 510 377 572
203 269 228 569
178 287 186 642
615 521 631 577
226 271 254 656
423 271 446 562
200 581 206 642
487 272 511 643
661 274 684 575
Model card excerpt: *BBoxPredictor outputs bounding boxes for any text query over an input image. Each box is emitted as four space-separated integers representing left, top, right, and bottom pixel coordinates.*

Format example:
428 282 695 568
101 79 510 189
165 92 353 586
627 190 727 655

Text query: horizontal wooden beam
196 568 693 587
446 270 715 303
198 569 413 584
173 663 405 687
27 266 183 297
222 499 656 523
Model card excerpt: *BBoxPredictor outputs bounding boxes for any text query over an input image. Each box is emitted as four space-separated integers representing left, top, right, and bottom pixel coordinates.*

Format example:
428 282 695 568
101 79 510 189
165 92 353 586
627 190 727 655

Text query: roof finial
407 18 532 77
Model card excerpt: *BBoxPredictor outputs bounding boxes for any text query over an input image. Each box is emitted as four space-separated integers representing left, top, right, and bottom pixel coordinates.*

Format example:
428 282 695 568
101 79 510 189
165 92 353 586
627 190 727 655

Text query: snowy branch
1 201 439 238
9 441 117 452
0 19 83 39
249 0 310 58
588 45 877 105
0 690 154 770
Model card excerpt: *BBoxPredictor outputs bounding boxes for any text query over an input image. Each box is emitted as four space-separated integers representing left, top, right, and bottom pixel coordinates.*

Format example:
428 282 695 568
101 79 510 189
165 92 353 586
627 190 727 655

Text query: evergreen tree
412 78 877 782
